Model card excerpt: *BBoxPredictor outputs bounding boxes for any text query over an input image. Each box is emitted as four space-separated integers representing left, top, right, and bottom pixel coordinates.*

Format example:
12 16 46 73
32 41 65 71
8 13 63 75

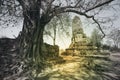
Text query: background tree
90 29 102 49
107 28 120 49
44 17 58 46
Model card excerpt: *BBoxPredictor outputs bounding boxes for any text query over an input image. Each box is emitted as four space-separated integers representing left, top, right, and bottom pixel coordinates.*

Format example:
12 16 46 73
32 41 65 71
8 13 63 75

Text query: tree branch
51 0 114 39
85 0 114 13
65 10 105 39
17 0 24 7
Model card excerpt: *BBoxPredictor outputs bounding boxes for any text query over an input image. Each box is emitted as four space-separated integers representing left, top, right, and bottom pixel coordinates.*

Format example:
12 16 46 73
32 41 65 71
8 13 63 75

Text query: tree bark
53 26 56 46
19 4 46 65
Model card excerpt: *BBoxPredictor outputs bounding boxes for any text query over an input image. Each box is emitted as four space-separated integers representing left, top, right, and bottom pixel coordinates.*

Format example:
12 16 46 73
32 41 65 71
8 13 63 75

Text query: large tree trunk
19 4 47 66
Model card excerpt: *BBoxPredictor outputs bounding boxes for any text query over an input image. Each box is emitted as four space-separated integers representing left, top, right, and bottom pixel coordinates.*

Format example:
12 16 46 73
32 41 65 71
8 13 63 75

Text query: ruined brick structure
66 16 96 56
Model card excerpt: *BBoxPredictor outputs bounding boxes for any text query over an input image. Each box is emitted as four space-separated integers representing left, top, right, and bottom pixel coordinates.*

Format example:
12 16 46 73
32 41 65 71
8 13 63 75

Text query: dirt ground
36 52 120 80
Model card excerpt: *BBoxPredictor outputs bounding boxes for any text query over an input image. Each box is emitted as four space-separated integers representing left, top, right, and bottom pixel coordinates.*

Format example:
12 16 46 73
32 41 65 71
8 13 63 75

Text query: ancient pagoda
66 16 96 56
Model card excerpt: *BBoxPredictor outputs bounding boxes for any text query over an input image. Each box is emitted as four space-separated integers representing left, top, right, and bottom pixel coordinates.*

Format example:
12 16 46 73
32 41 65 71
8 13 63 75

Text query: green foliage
90 29 102 49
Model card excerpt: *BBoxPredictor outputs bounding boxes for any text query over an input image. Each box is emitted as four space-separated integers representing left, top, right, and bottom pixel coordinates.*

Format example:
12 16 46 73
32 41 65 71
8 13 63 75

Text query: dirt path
37 54 120 80
38 56 85 80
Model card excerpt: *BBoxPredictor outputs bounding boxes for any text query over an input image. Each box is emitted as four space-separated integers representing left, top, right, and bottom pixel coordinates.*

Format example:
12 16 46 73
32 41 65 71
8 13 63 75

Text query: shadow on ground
36 55 120 80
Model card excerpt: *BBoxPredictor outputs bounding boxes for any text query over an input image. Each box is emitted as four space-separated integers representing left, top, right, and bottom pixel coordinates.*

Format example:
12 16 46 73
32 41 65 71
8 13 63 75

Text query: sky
0 0 120 49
